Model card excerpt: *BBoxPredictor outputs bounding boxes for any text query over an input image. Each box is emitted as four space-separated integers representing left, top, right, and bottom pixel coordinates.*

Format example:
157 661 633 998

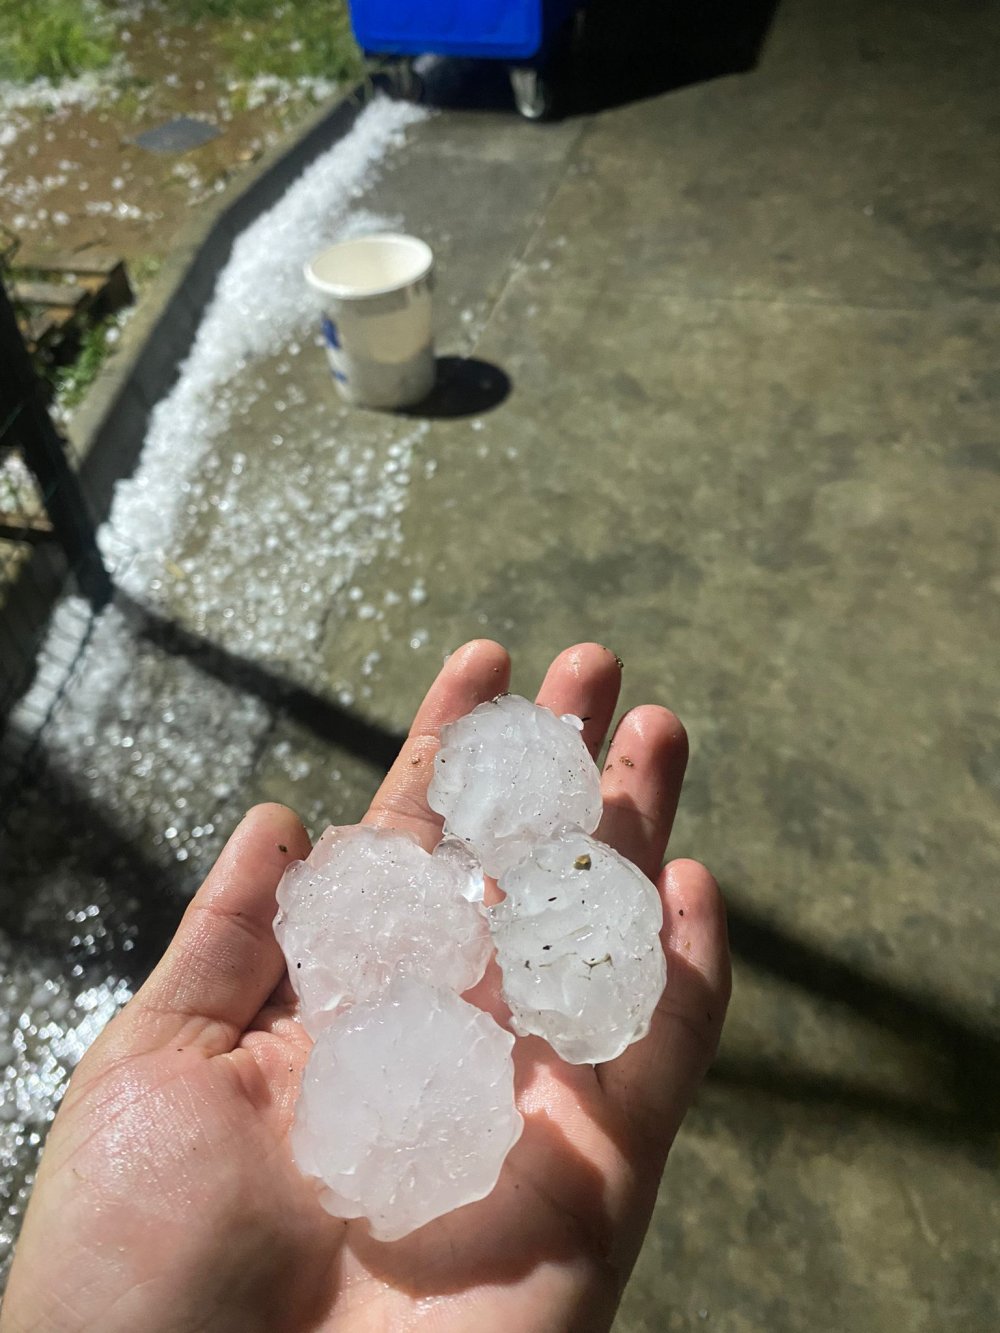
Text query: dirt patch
1 1 361 286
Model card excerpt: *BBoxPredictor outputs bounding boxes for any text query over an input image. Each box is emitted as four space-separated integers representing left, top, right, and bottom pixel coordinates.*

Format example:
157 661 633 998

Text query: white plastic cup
304 233 435 409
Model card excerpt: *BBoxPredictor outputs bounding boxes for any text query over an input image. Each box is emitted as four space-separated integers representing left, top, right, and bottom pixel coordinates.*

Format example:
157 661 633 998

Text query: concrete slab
528 1 1000 309
365 111 584 349
458 284 1000 1331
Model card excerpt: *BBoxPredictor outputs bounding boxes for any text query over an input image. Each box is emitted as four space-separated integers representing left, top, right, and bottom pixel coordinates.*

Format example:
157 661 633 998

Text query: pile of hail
274 694 666 1240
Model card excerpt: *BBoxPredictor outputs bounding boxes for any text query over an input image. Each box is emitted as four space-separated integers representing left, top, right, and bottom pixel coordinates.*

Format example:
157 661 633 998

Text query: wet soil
1 1 349 283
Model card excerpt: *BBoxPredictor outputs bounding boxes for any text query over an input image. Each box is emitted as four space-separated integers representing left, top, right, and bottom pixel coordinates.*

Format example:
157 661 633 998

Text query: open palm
2 642 730 1333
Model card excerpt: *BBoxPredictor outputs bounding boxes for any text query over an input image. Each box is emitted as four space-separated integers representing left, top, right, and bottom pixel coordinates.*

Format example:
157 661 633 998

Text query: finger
596 705 688 880
599 859 731 1154
362 639 510 849
533 642 622 758
121 805 311 1055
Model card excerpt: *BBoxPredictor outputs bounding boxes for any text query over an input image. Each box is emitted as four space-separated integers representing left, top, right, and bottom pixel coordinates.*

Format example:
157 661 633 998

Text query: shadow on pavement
401 0 782 118
114 592 405 772
0 762 187 982
0 595 407 980
572 0 783 114
716 900 1000 1158
401 356 512 420
409 58 516 115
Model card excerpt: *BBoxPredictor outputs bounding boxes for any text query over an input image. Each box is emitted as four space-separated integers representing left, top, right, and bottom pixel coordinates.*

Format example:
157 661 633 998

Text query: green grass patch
0 0 361 87
51 315 123 411
127 254 163 293
172 0 292 18
0 0 114 83
174 0 363 83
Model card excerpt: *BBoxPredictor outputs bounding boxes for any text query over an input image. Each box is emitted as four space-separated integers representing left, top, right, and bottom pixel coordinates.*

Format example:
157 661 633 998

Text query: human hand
1 642 730 1333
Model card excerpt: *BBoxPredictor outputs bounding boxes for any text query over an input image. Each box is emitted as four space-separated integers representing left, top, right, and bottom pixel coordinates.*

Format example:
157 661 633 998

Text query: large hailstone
291 977 523 1240
274 826 490 1037
427 695 602 878
490 827 666 1065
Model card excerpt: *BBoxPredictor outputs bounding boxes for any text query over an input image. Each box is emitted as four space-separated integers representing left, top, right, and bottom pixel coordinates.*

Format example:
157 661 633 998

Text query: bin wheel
510 66 555 121
388 59 424 103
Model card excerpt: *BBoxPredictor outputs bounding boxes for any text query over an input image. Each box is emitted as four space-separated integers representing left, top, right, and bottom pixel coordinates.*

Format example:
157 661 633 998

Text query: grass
50 315 124 411
0 0 114 83
127 254 163 294
1 244 121 415
175 0 363 83
0 0 361 87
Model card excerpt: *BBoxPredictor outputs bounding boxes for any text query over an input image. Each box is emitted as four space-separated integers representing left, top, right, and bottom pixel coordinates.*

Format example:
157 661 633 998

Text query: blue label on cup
321 315 341 349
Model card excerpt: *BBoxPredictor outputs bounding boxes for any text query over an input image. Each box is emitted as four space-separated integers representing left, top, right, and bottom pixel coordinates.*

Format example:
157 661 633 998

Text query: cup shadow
397 356 512 420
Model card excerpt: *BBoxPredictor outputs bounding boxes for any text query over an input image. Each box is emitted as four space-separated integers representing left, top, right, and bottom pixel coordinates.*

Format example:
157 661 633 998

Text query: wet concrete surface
2 0 999 1323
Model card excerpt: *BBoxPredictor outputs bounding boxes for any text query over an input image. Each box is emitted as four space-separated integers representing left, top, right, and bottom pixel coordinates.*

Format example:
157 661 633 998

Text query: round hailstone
427 694 602 878
490 827 666 1065
291 978 523 1241
274 826 490 1037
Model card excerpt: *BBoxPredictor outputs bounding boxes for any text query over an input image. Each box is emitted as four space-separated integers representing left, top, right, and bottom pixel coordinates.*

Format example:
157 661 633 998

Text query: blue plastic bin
349 0 582 61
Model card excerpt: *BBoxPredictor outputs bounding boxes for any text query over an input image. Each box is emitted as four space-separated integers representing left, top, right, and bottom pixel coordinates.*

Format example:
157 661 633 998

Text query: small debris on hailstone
427 694 602 877
490 826 665 1065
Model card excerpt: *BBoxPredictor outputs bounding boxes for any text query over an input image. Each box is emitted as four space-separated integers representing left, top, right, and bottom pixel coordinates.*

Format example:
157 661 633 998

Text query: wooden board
10 254 132 356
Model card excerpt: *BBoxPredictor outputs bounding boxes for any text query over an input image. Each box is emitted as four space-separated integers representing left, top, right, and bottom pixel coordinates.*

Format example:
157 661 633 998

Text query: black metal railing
0 276 111 809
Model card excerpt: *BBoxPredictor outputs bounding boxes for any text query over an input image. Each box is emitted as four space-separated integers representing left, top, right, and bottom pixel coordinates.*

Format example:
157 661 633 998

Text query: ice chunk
291 978 522 1240
274 826 490 1037
427 695 602 878
490 828 666 1065
430 834 487 903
